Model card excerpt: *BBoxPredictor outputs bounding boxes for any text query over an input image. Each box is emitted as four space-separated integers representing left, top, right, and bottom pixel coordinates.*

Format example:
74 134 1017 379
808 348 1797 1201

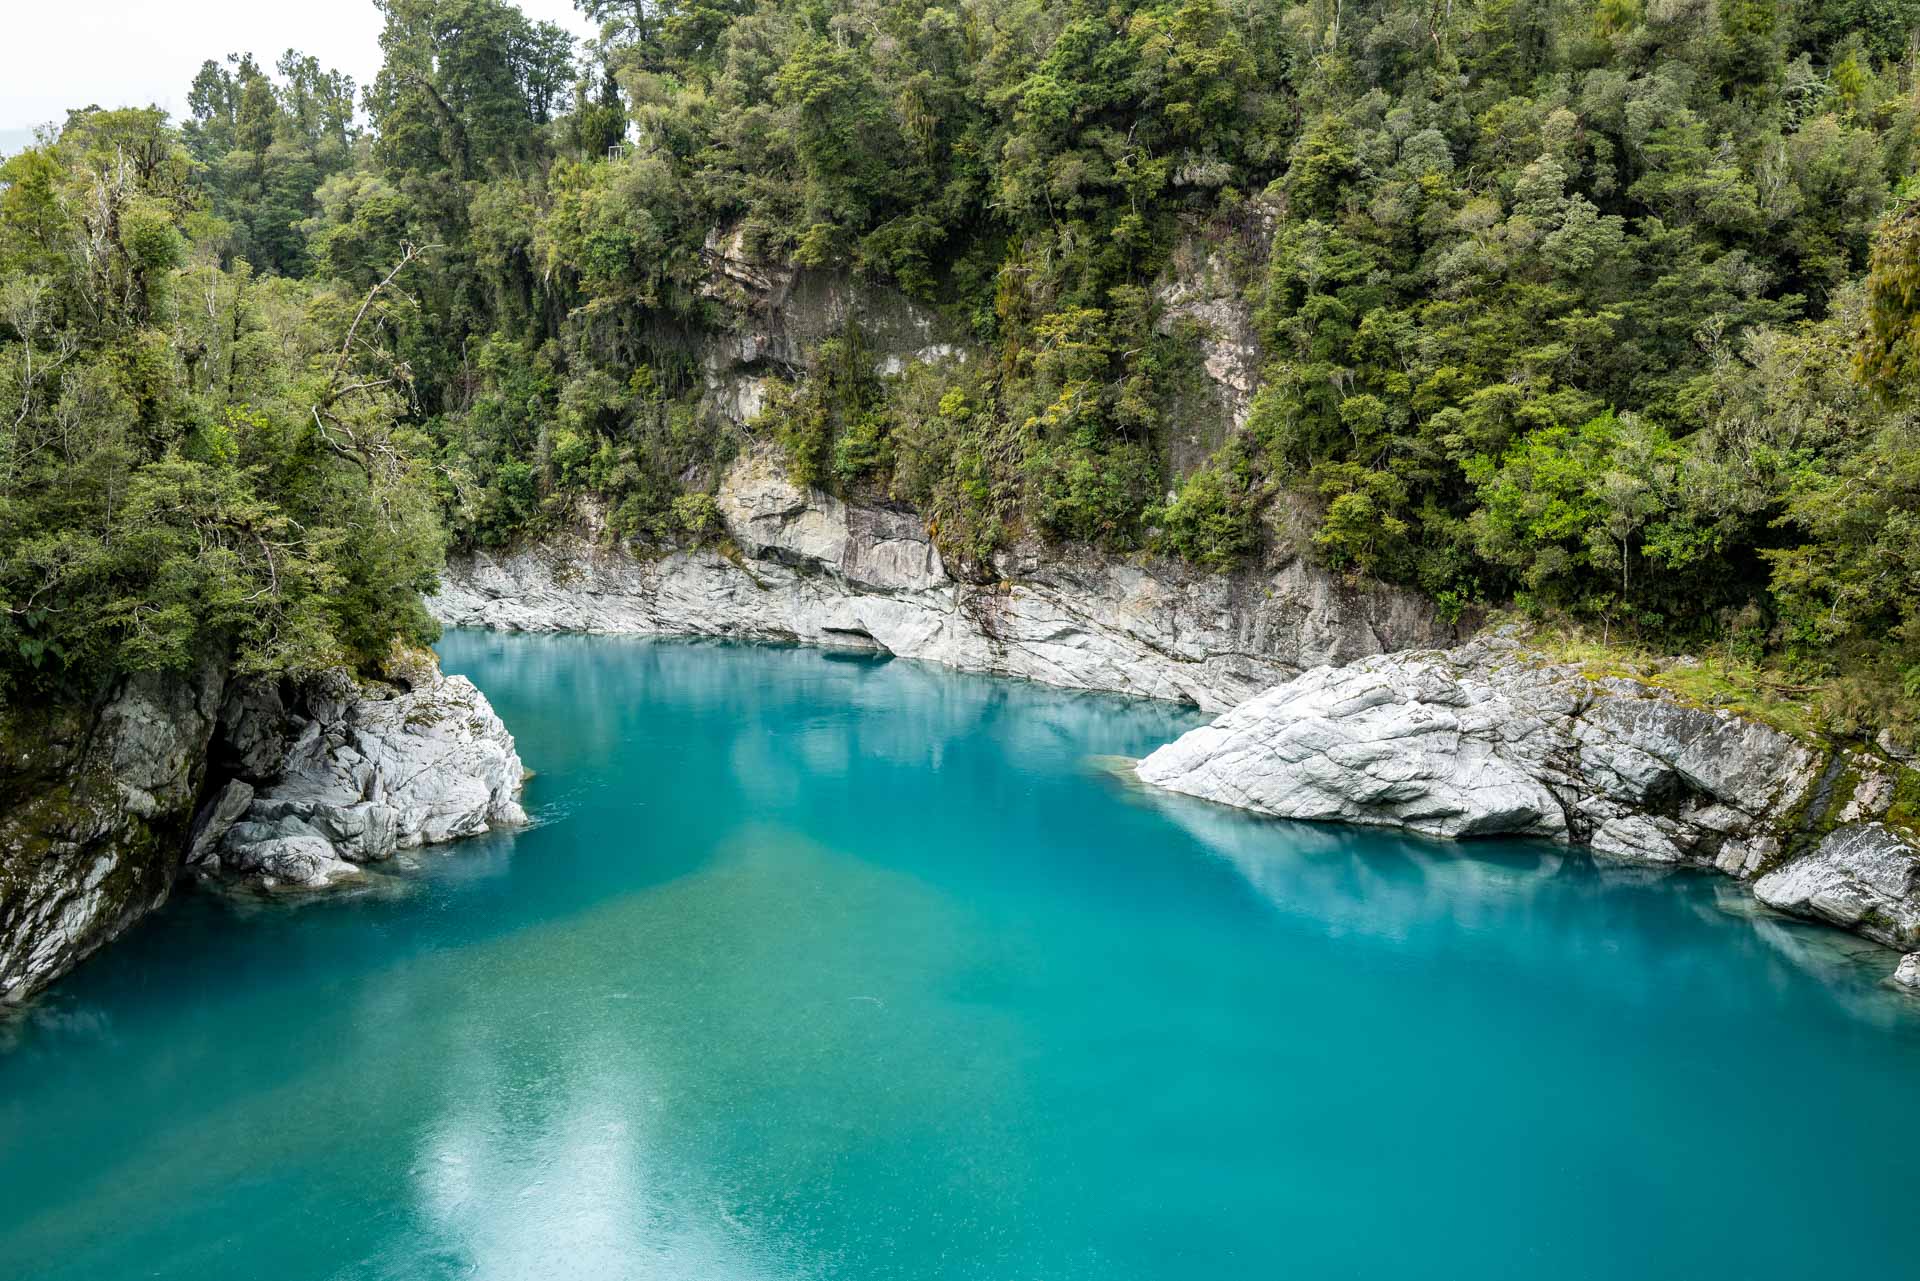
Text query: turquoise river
3 632 1918 1279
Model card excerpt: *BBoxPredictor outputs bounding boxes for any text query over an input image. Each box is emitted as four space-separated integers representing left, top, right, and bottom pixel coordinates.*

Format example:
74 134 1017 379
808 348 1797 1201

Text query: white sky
1 0 600 133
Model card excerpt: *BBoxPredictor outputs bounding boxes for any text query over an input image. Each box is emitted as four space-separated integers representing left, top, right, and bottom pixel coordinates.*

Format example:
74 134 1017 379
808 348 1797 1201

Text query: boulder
216 654 527 885
1135 637 1820 851
220 816 359 887
1753 825 1920 951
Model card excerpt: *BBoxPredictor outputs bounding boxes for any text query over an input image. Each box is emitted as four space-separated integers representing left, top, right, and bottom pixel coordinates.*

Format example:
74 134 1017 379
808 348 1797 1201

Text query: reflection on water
1 633 1916 1281
1125 757 1920 1022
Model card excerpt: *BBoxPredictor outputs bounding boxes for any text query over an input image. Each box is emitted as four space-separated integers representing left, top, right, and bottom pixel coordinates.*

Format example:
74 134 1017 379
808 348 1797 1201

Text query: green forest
4 0 1920 736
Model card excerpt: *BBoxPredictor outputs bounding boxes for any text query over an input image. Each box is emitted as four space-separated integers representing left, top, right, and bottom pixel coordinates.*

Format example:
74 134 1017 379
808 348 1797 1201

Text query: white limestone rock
219 815 360 888
1135 635 1920 958
217 654 527 885
1893 952 1920 991
1753 825 1920 951
1137 638 1825 853
431 448 1455 713
1132 652 1565 838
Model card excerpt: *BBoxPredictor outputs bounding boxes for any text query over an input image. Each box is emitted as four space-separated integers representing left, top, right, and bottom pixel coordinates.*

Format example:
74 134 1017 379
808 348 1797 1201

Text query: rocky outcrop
1154 236 1261 478
433 449 1456 712
1 652 526 1004
197 653 528 890
1135 635 1920 972
1894 953 1920 991
0 661 225 1004
697 225 964 427
1752 825 1920 951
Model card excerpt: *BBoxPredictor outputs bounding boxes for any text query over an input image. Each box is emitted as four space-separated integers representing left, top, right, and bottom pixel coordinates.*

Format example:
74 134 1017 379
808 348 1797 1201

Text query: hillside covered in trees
4 0 1920 736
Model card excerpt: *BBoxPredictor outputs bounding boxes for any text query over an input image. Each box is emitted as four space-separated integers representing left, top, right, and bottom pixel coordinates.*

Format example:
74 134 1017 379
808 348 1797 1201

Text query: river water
2 632 1916 1279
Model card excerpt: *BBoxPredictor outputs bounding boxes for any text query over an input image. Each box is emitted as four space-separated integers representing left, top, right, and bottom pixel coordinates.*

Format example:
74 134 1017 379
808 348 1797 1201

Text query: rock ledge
432 448 1456 712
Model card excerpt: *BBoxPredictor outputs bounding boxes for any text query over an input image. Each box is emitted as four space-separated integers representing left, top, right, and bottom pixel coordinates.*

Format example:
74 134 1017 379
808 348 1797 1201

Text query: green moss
1820 765 1862 837
1887 766 1920 840
1516 627 1829 745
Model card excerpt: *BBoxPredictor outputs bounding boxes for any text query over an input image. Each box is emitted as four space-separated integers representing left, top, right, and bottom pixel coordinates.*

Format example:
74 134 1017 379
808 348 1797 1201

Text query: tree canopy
4 0 1920 733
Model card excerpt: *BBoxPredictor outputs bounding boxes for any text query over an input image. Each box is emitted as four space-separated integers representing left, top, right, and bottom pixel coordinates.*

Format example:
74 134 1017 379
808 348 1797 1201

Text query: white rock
1893 952 1920 990
1753 825 1920 951
1135 637 1920 956
430 448 1454 714
1590 814 1687 864
1138 639 1825 850
219 655 527 881
221 817 360 887
1134 654 1563 838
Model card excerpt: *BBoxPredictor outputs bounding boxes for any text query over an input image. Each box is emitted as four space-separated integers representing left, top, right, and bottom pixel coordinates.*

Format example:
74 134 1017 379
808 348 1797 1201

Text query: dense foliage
5 0 1920 732
0 107 441 701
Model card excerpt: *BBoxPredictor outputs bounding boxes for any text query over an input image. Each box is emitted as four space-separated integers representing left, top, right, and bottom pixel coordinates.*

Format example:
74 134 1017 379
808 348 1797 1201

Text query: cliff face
0 653 526 1005
1136 636 1920 980
435 223 1454 708
0 663 225 1003
434 448 1457 712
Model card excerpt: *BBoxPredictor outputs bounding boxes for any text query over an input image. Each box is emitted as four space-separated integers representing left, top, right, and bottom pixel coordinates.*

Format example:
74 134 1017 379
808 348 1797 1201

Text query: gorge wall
432 446 1459 713
436 232 1451 710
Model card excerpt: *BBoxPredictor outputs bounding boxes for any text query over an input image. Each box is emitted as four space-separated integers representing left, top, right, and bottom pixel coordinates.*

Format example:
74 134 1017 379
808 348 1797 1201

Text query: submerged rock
1135 636 1920 958
433 448 1455 712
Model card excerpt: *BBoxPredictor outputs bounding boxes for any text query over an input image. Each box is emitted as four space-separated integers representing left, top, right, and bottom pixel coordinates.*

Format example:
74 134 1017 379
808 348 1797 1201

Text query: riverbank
1135 634 1920 988
0 651 526 1005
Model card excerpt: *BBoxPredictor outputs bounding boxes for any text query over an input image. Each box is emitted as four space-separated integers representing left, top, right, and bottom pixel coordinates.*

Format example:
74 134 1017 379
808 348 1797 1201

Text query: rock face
432 219 1448 710
1752 825 1920 951
696 226 963 429
0 662 225 1004
1136 636 1920 965
433 449 1456 712
1154 236 1261 478
200 653 528 889
1 652 527 1004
